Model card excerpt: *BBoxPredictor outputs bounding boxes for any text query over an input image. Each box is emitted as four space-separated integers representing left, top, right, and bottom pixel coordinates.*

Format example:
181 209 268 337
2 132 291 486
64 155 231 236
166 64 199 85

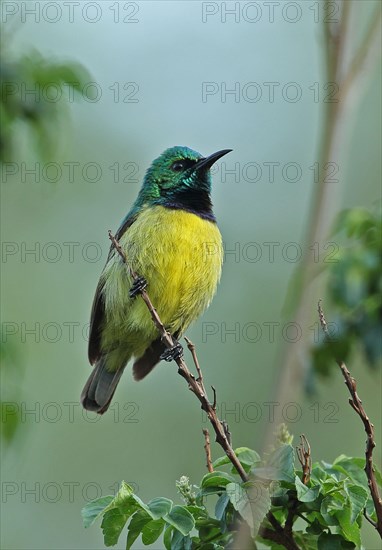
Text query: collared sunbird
81 146 232 413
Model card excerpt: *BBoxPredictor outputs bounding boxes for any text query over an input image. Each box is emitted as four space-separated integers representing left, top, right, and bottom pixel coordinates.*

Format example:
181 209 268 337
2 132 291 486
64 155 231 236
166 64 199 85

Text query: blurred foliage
311 207 381 380
0 39 92 162
0 37 92 442
0 338 25 444
82 440 381 549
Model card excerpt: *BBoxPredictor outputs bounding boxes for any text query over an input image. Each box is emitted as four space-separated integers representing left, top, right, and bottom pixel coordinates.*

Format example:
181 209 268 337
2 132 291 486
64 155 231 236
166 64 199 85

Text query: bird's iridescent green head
133 146 232 220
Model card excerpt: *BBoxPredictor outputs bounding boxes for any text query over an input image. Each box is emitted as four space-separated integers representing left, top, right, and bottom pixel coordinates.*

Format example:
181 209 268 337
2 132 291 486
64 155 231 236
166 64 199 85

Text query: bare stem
202 429 214 473
296 435 312 485
318 300 382 537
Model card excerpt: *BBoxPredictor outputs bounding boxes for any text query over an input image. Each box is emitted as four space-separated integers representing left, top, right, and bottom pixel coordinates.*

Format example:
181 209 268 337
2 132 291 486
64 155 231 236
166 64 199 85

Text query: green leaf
195 518 221 543
165 505 195 536
332 456 367 487
126 510 151 550
311 463 328 484
125 528 140 550
148 497 173 519
212 447 260 469
200 471 236 489
82 479 142 542
170 529 193 550
101 507 130 547
306 518 324 535
226 483 253 530
345 484 368 523
320 496 341 526
317 533 346 549
113 482 136 512
82 496 114 528
215 493 230 520
365 497 377 522
333 455 382 491
163 524 173 550
293 531 321 550
253 444 295 482
295 476 320 502
82 481 152 548
336 506 361 546
141 518 165 545
185 505 208 520
226 482 270 537
130 492 154 517
321 476 344 495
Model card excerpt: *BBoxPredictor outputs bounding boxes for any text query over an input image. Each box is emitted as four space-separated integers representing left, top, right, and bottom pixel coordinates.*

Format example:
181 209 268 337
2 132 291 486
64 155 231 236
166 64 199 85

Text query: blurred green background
1 1 381 549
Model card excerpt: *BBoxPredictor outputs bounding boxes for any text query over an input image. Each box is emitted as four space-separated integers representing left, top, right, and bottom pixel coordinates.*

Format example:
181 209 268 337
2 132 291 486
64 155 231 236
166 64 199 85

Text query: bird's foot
129 276 147 298
160 341 183 362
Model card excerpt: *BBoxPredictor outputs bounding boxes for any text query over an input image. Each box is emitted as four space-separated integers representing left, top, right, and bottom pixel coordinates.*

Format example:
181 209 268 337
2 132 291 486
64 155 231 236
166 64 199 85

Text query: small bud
176 475 197 506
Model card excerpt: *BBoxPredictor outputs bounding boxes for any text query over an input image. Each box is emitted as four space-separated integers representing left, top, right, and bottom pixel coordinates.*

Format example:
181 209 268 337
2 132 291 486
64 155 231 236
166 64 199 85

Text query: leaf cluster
1 44 92 161
311 208 381 380
82 445 381 549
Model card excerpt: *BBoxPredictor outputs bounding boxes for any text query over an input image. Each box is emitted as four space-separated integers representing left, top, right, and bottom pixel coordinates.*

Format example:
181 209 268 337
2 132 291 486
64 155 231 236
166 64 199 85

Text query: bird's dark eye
171 161 185 172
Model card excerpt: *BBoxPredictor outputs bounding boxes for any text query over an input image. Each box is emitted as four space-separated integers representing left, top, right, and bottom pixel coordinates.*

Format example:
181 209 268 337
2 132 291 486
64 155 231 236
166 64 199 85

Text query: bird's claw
129 276 147 298
160 342 183 362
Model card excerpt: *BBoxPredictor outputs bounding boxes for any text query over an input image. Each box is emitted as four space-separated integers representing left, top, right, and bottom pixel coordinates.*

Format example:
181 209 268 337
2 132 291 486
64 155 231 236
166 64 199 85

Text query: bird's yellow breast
102 206 223 343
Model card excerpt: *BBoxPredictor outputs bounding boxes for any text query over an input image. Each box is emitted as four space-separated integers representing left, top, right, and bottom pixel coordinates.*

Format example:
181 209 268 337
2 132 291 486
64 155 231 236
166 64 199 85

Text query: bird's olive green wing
87 214 137 365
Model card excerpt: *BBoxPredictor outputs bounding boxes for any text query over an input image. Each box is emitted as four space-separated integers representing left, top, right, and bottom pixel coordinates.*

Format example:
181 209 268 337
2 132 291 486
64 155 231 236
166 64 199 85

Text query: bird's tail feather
133 331 181 380
132 337 165 381
81 358 125 414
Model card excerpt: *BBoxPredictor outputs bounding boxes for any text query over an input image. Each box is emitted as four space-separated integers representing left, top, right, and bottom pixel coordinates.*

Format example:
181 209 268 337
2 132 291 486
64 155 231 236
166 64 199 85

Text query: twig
295 512 314 526
185 336 203 384
284 506 296 537
222 421 232 447
211 385 217 411
108 230 301 550
285 435 312 535
258 527 298 549
259 515 300 550
296 435 312 485
202 429 214 473
318 300 382 538
108 230 247 482
284 436 311 536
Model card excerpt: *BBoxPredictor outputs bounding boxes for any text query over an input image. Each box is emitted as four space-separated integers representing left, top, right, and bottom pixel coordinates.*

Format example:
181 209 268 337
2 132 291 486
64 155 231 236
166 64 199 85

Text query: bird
81 146 232 414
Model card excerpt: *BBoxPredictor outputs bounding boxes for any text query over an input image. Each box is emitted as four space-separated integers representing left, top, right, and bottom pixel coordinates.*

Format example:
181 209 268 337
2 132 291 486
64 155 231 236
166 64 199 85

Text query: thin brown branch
211 385 217 411
108 230 247 483
260 515 300 550
202 429 214 473
267 511 284 534
185 336 204 386
296 435 312 485
285 506 296 537
285 436 312 536
258 527 297 549
108 230 301 550
318 300 382 538
222 421 232 447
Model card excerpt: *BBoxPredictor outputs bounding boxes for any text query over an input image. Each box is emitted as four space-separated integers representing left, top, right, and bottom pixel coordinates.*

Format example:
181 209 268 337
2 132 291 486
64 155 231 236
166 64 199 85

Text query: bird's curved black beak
194 149 232 171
